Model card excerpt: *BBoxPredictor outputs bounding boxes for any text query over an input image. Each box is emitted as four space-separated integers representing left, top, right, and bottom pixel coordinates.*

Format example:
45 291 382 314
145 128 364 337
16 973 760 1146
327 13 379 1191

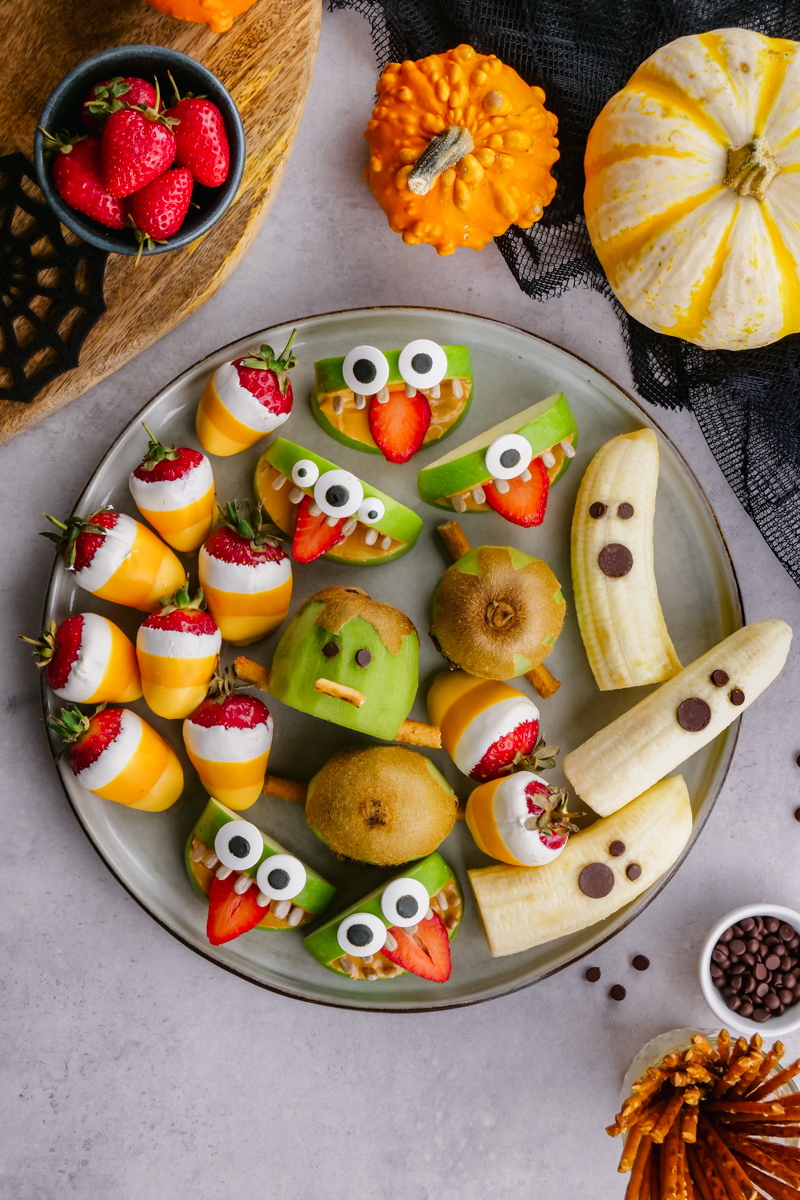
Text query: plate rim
41 304 745 1013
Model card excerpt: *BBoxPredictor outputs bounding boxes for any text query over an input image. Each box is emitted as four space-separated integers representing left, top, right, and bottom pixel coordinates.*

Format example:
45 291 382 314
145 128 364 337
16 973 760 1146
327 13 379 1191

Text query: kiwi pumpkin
364 44 559 256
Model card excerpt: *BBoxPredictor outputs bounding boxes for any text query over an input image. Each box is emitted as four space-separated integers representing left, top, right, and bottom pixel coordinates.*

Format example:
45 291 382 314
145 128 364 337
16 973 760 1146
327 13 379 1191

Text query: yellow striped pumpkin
584 29 800 350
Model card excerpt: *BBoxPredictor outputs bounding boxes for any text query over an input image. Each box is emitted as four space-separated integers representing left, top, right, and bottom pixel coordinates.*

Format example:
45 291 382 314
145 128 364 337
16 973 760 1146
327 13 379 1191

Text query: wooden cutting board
0 0 321 443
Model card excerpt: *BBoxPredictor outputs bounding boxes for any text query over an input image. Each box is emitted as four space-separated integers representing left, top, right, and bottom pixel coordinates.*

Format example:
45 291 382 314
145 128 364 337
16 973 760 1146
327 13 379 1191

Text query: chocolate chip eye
291 459 319 488
256 854 306 900
342 345 389 395
355 649 372 667
589 502 607 518
617 503 634 519
322 641 340 658
336 912 387 957
215 820 264 870
398 339 448 390
485 432 533 480
710 670 729 687
676 697 711 731
380 877 430 928
314 469 363 518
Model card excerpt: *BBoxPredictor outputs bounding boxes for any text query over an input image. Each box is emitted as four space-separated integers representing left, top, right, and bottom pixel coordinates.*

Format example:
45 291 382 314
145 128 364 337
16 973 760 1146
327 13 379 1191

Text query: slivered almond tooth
332 395 344 415
561 439 575 458
272 473 287 490
452 378 464 399
430 383 440 399
309 501 322 517
405 383 416 397
202 851 219 869
256 892 270 907
405 923 419 936
521 467 531 482
380 535 392 550
273 899 291 920
234 873 253 894
354 393 367 409
437 890 448 911
289 486 304 504
339 955 354 974
215 864 233 880
287 906 304 927
492 477 510 494
450 494 467 513
425 907 434 921
361 954 374 964
364 527 379 545
384 931 398 951
325 514 339 527
541 450 556 469
377 386 390 404
471 485 485 504
190 841 208 863
342 517 358 536
364 968 378 980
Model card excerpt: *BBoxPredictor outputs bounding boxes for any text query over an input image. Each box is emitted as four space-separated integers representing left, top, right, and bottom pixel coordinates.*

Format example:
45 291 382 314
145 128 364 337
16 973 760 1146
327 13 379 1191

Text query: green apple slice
254 438 423 564
417 392 578 512
311 345 473 455
186 797 336 930
302 853 462 979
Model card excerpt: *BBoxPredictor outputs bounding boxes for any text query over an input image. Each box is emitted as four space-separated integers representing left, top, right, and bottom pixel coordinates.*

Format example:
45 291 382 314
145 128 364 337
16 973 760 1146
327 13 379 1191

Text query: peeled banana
468 775 692 958
564 619 792 817
571 428 681 690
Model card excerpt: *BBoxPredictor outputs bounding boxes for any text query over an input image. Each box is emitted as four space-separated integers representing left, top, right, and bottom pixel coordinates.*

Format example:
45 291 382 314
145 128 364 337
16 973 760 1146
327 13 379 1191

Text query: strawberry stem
156 585 206 615
19 619 58 667
40 510 111 568
139 422 181 470
46 702 105 745
204 664 246 702
83 77 133 119
512 733 561 773
39 127 87 157
240 329 298 396
217 499 284 551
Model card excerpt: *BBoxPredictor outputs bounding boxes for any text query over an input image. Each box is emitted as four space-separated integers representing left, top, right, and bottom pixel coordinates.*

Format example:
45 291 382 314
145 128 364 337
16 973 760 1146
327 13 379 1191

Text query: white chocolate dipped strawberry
49 704 183 811
466 772 579 867
427 670 551 781
196 331 297 457
183 668 273 811
21 614 142 703
42 508 186 612
129 425 216 553
198 500 292 646
136 587 222 720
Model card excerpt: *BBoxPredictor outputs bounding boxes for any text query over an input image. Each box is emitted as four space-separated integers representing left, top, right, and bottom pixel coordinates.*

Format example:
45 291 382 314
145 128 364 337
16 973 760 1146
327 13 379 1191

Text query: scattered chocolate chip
710 670 729 687
617 503 634 519
610 984 626 1001
598 543 633 578
609 840 626 857
729 688 745 706
579 863 615 899
632 955 650 971
322 641 340 658
589 502 607 519
677 697 712 732
585 967 601 982
796 753 800 768
355 649 372 667
626 863 642 881
795 807 800 822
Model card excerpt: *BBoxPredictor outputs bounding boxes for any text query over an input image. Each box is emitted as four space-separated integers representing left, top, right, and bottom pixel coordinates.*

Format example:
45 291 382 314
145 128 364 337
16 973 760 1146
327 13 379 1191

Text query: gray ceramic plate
42 307 743 1011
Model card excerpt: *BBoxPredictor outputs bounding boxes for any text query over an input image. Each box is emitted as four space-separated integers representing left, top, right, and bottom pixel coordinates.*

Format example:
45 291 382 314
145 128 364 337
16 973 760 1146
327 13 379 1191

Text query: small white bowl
699 903 800 1036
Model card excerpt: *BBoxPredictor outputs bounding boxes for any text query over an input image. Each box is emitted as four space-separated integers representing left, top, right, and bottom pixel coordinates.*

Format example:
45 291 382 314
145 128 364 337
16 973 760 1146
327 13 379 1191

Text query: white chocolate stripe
57 613 113 702
129 455 214 512
453 695 539 776
73 709 143 791
199 546 291 593
183 718 273 762
73 513 138 593
137 624 221 658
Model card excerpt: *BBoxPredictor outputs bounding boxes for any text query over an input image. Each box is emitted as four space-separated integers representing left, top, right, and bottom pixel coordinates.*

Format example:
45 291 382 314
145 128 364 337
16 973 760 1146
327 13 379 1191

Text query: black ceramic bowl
34 45 246 257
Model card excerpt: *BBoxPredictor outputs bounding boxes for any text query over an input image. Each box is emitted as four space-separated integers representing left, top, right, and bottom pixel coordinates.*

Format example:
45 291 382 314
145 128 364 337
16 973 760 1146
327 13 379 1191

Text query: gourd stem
408 125 475 196
724 136 780 201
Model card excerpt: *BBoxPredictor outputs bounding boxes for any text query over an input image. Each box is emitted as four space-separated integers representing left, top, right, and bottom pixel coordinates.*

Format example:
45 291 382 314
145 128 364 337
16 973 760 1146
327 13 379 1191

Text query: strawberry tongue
484 455 550 527
206 873 264 945
369 388 431 463
292 495 345 563
382 913 452 982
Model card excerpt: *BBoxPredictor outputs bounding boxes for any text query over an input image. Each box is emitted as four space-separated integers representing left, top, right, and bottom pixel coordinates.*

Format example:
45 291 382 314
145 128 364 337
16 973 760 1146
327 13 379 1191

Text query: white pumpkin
584 28 800 350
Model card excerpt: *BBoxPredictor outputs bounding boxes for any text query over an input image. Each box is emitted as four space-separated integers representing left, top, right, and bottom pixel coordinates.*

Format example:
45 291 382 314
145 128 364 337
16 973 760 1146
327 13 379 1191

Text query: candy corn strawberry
20 614 142 703
196 331 297 457
427 670 551 782
166 77 229 187
49 704 183 811
42 133 127 229
129 424 216 552
466 772 579 867
198 501 292 645
369 386 431 464
42 508 186 612
81 77 158 132
183 667 273 810
100 83 177 198
136 587 221 720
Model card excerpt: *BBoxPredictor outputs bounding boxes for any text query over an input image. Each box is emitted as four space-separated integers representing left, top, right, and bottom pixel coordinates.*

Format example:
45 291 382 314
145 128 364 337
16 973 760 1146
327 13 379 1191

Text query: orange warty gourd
142 0 256 33
363 44 559 255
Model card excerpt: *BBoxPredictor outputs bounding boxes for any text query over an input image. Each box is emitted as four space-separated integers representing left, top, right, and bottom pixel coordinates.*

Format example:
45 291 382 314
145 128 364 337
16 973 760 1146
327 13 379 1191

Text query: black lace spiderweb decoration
331 0 800 587
0 152 107 404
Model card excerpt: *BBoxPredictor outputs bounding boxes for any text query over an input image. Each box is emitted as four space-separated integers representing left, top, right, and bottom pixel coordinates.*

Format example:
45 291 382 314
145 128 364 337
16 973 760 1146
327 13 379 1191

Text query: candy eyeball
380 877 430 928
398 339 448 391
336 912 387 957
357 496 385 526
215 820 264 871
314 469 364 518
292 459 320 488
256 853 306 901
342 346 390 395
485 433 533 480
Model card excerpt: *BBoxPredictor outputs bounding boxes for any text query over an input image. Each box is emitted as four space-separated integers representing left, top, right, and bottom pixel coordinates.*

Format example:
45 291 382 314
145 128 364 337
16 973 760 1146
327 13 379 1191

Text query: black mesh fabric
331 0 800 585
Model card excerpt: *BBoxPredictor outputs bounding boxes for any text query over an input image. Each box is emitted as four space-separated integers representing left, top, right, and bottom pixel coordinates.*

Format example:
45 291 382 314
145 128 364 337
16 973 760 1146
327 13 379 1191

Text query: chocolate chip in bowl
700 904 800 1035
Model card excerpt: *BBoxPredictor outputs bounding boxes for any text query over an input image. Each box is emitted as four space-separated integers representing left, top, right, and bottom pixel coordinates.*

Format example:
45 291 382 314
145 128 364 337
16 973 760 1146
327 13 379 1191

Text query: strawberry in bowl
183 667 273 811
196 332 297 457
198 500 292 645
466 773 580 867
128 424 216 552
136 587 222 720
21 614 142 705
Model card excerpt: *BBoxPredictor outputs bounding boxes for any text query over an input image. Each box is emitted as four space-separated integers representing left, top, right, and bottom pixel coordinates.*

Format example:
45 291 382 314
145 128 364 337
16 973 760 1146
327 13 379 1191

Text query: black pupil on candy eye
326 485 349 508
499 448 520 469
229 836 250 859
396 894 419 919
410 352 433 375
268 868 290 891
348 923 372 947
353 359 377 385
297 467 307 478
366 509 378 521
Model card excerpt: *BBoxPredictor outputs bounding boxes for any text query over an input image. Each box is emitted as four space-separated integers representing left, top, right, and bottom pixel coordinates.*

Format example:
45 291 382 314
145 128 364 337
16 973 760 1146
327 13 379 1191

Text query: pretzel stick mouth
314 677 366 707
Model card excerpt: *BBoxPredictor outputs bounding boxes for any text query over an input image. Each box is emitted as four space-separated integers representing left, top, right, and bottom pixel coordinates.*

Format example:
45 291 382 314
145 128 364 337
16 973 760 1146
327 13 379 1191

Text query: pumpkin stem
408 125 475 196
724 136 780 201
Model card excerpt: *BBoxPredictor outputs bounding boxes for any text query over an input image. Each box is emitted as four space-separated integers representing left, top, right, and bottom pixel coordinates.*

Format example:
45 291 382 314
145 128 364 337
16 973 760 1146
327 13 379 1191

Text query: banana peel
468 775 692 958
